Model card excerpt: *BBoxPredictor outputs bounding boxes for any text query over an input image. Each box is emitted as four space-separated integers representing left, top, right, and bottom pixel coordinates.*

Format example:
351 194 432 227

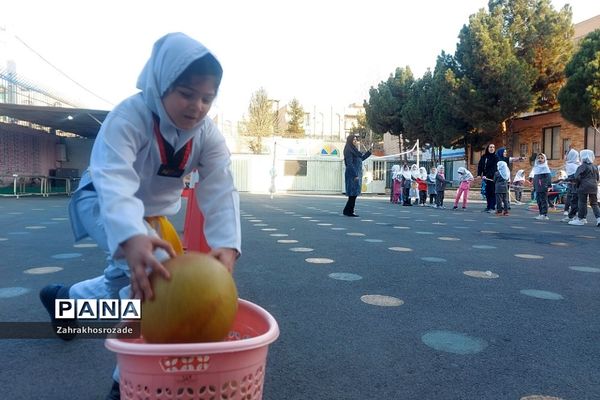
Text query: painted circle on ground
346 232 365 236
51 253 82 259
389 247 413 252
421 330 488 354
25 225 46 230
31 208 45 211
463 219 476 222
515 254 544 259
0 287 30 298
73 243 98 248
360 295 404 307
270 233 288 237
472 245 497 249
438 237 460 241
511 226 526 229
261 228 277 231
277 239 298 244
464 270 499 279
376 222 389 225
550 242 568 247
454 226 468 229
520 289 563 300
576 235 596 239
309 219 320 222
415 219 426 222
8 212 23 215
520 396 564 400
329 273 362 281
289 247 313 252
284 211 294 214
393 226 410 229
51 217 68 221
8 232 30 235
568 266 600 273
253 223 268 226
24 266 63 274
364 239 383 243
305 258 334 264
301 217 311 219
248 219 262 222
415 231 434 235
317 223 332 226
0 238 7 241
421 257 447 263
331 227 347 230
480 230 498 234
360 219 374 222
432 222 447 225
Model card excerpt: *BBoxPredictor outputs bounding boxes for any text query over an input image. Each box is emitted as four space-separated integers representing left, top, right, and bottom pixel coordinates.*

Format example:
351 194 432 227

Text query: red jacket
416 178 427 191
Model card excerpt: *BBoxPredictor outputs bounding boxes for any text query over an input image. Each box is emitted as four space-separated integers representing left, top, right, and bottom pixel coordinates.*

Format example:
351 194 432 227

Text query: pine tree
240 88 275 154
284 98 305 138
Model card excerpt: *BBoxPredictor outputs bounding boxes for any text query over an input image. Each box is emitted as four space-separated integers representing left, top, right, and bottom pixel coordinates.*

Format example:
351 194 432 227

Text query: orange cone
182 188 211 253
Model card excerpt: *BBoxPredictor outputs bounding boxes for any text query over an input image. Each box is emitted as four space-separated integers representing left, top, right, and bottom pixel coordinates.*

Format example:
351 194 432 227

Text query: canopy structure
0 103 109 138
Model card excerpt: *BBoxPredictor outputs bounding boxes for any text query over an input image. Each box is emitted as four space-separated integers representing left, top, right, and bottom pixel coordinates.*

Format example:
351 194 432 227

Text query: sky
1 0 599 122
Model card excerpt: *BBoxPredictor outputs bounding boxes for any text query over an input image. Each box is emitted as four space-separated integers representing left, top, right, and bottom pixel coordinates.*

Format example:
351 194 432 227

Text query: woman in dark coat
343 135 371 217
477 143 499 212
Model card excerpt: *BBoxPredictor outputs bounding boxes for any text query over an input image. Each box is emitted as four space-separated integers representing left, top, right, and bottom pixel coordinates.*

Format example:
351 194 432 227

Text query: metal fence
0 174 73 198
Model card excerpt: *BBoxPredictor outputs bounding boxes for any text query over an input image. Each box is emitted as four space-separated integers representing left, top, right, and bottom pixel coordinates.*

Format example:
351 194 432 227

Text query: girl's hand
210 248 239 274
121 234 175 301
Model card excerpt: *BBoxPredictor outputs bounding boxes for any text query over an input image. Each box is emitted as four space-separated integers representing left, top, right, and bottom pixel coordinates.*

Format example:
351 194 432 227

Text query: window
562 138 571 158
542 126 561 160
585 126 600 155
284 160 307 176
532 142 541 156
519 144 528 158
373 161 385 181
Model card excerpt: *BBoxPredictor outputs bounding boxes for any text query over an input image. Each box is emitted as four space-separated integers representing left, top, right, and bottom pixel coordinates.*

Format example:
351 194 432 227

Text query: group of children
389 148 600 226
390 163 469 210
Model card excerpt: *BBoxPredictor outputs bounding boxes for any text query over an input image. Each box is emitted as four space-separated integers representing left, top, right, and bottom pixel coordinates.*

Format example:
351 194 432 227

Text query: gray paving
0 193 599 399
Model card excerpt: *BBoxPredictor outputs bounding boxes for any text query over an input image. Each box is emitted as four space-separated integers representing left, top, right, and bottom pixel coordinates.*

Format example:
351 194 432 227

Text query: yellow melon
141 252 238 343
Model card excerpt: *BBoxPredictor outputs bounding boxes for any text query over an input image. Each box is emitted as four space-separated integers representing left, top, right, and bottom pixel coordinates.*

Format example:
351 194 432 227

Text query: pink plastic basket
105 299 279 400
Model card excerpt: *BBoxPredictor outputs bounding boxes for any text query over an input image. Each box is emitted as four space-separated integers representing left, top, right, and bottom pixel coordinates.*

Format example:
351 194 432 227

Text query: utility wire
13 35 114 107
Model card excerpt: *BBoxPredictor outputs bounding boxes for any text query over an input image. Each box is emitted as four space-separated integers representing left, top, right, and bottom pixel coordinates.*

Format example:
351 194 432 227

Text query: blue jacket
343 144 371 196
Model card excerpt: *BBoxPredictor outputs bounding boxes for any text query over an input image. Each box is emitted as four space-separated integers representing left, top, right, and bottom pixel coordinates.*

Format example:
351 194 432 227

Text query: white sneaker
569 218 585 226
563 211 569 216
561 216 572 222
534 215 548 220
582 218 588 224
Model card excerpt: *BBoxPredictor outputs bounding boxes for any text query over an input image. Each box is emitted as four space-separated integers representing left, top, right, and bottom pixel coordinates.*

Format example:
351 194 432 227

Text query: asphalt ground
0 193 599 400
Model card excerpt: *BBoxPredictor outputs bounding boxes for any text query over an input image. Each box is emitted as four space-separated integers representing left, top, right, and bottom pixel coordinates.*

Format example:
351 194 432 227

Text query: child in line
512 169 526 203
562 148 580 220
410 164 420 205
435 164 450 209
426 167 437 206
568 149 600 226
39 33 242 399
390 164 401 204
532 153 552 220
494 161 510 215
416 167 428 206
401 164 412 206
453 167 474 210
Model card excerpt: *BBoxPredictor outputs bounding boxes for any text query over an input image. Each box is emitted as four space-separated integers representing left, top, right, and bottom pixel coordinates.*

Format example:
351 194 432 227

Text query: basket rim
105 298 279 355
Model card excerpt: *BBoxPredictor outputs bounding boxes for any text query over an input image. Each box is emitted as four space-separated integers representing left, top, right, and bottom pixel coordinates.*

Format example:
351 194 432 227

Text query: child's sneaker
462 207 466 211
568 218 585 226
534 215 549 220
496 210 502 215
39 284 77 341
563 211 569 216
503 211 509 216
561 216 572 222
453 206 458 210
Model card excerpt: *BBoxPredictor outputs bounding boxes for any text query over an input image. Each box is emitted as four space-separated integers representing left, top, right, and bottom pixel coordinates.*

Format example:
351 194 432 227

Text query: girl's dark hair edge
174 53 223 90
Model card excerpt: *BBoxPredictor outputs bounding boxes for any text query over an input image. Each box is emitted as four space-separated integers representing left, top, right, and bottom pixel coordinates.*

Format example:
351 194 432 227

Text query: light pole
268 99 279 199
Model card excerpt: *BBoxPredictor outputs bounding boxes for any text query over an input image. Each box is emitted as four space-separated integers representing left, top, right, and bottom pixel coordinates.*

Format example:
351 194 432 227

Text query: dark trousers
496 193 509 212
536 191 549 216
402 187 411 205
419 190 427 205
436 190 445 207
567 192 579 218
429 194 437 204
485 180 496 210
577 193 600 220
343 196 357 215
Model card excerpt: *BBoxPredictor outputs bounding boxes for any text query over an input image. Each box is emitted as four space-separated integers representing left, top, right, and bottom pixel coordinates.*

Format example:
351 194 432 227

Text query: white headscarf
457 167 473 182
410 164 420 179
497 161 510 180
401 165 412 180
419 167 427 180
580 149 595 164
436 165 444 177
532 153 551 175
513 169 525 182
564 148 580 176
391 164 401 180
428 167 437 181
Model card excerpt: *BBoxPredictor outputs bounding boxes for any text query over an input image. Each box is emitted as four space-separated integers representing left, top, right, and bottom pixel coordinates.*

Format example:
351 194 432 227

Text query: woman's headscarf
532 153 551 175
428 167 437 181
391 164 401 180
419 167 427 180
497 161 510 180
564 148 580 176
436 164 445 177
513 169 526 182
580 149 595 164
496 147 507 160
410 164 420 179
